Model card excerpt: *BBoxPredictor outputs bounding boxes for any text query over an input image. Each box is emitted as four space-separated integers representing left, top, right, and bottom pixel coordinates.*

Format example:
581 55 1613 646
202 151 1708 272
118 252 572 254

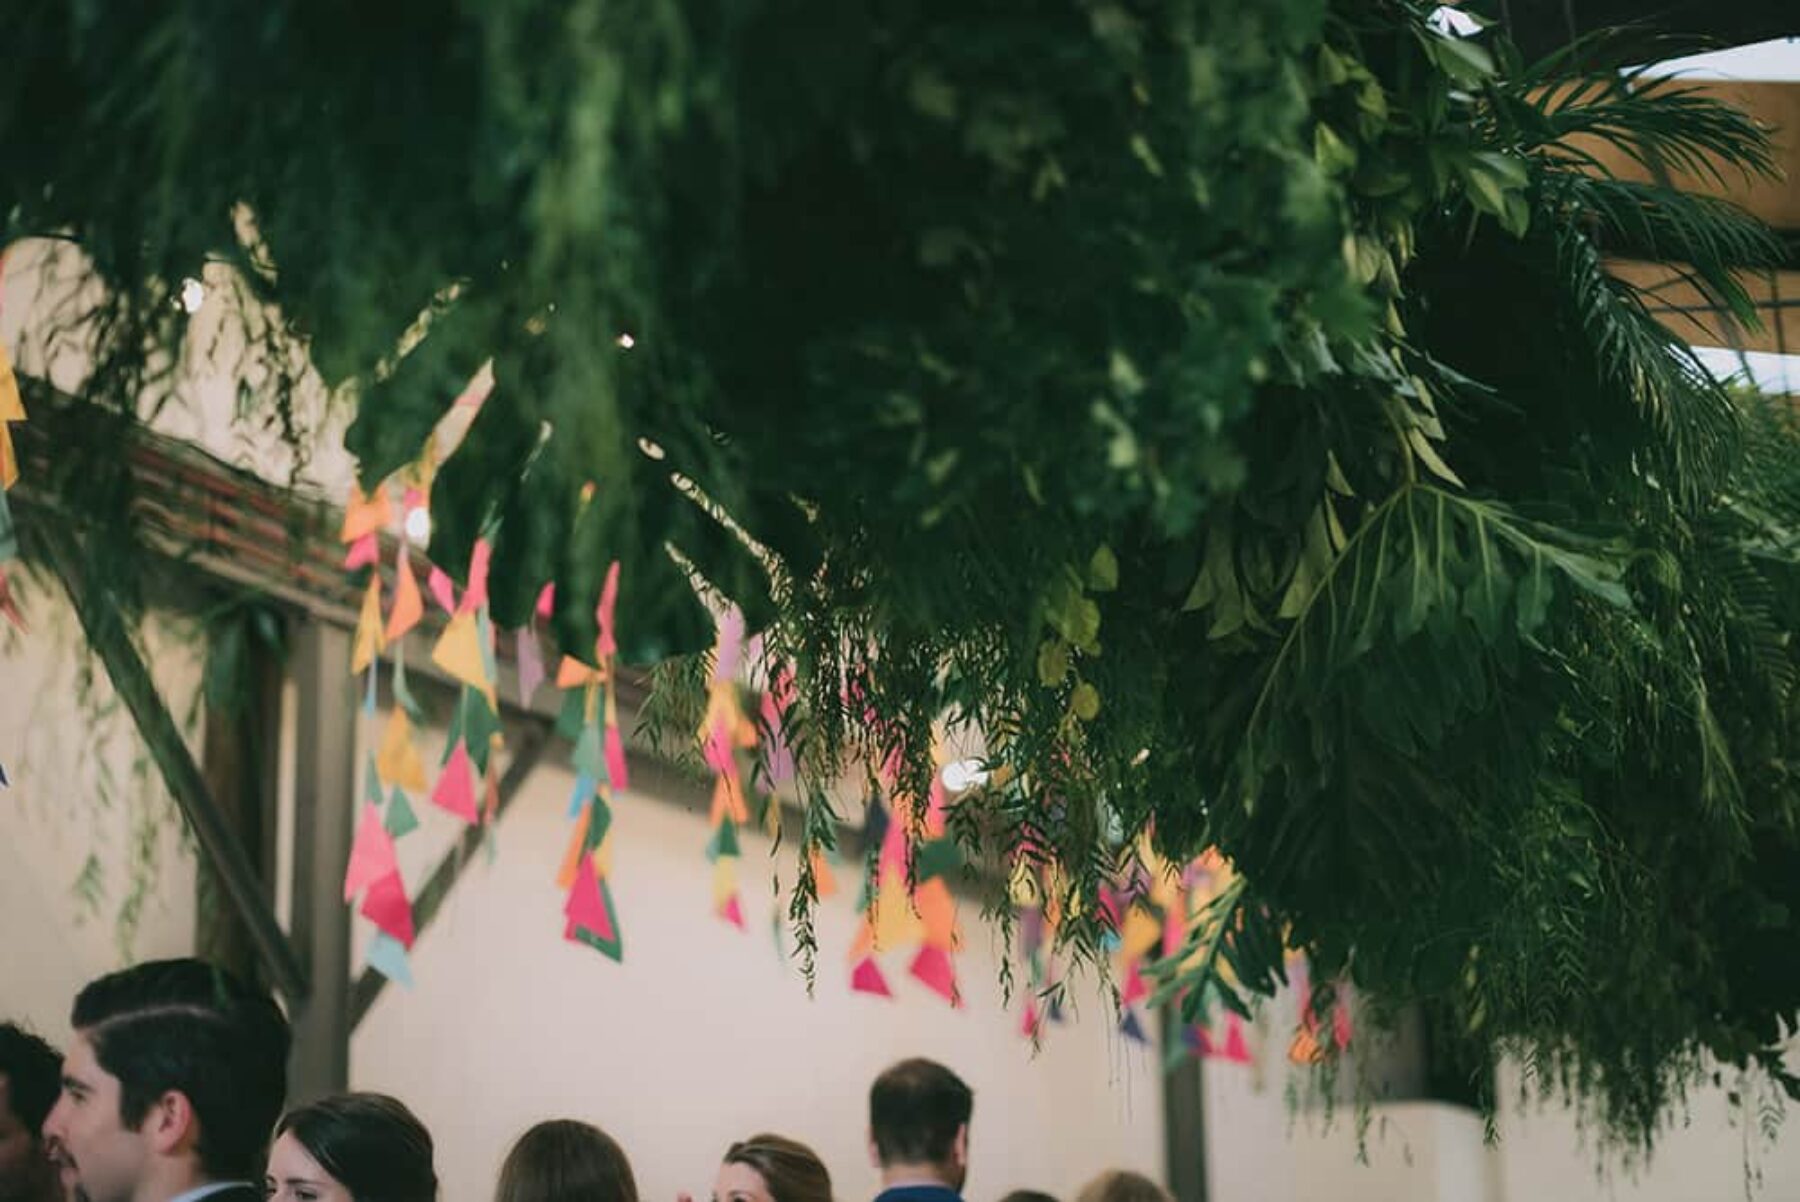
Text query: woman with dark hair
496 1120 639 1202
265 1093 437 1202
711 1134 832 1202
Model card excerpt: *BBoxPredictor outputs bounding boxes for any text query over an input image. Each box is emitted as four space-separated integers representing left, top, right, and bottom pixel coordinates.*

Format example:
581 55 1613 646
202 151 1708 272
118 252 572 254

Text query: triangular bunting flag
706 818 741 862
1121 1009 1149 1045
386 553 424 641
376 709 428 793
351 576 385 673
1222 1018 1252 1064
365 931 414 988
604 723 629 792
909 945 960 1006
431 740 480 823
343 803 398 901
851 956 893 998
384 788 420 838
340 485 392 543
427 565 457 615
719 893 746 930
572 723 605 782
344 532 380 571
596 560 620 658
567 774 596 819
459 539 491 615
359 870 415 948
564 852 617 943
432 612 493 703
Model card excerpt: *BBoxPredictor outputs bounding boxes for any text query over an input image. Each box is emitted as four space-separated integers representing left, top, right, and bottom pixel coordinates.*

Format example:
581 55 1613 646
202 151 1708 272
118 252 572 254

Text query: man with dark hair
867 1058 974 1202
0 1024 62 1202
42 959 290 1202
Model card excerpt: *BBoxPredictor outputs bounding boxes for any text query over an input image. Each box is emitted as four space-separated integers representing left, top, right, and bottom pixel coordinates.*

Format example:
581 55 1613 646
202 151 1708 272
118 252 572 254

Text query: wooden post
1161 1006 1209 1202
287 621 356 1100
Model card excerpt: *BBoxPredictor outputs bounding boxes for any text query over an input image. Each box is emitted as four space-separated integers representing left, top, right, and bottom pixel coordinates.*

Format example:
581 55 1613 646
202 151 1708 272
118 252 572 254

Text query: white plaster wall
350 747 1166 1202
0 570 204 1037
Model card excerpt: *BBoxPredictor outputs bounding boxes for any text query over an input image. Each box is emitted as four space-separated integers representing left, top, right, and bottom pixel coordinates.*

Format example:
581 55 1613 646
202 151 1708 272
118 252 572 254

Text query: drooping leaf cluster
4 0 1796 1147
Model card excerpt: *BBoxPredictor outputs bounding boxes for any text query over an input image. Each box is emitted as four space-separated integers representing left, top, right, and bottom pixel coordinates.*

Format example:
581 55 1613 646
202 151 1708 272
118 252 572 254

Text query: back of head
1072 1172 1170 1202
496 1121 637 1202
722 1134 832 1202
868 1059 973 1169
72 958 290 1180
276 1094 436 1202
997 1191 1059 1202
0 1023 62 1202
0 1023 62 1143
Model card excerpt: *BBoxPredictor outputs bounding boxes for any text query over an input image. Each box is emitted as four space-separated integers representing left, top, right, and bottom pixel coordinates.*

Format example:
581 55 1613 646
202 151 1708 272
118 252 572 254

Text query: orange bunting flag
386 552 424 642
341 484 392 544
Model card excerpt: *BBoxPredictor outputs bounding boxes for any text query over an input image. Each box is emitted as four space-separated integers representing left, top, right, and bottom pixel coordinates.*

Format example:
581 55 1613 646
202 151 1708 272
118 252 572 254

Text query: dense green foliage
5 0 1797 1146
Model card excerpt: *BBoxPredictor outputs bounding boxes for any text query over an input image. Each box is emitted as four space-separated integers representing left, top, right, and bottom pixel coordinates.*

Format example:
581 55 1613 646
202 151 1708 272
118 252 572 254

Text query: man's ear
868 1131 882 1170
951 1122 969 1168
138 1091 199 1158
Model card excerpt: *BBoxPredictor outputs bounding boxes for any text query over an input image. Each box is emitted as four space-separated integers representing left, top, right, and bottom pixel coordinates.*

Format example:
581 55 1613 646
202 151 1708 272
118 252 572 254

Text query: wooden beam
42 532 309 1001
1608 261 1800 358
1577 80 1800 232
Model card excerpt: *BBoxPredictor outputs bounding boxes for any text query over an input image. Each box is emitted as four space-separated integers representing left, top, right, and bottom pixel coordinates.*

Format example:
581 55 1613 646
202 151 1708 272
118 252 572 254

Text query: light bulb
941 759 990 793
404 507 432 545
179 278 206 314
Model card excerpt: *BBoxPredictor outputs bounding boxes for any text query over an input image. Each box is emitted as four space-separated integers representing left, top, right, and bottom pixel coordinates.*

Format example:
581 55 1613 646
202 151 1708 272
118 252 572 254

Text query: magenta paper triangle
564 853 617 943
851 956 893 998
360 870 415 948
431 740 480 823
719 893 746 930
910 945 959 1006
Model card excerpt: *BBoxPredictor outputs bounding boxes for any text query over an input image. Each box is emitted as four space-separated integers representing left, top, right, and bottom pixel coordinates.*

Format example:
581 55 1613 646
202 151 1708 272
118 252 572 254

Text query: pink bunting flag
758 683 795 786
564 853 617 943
851 956 893 998
703 720 736 778
910 945 960 1006
605 723 630 793
713 607 744 684
343 533 379 570
536 583 556 620
460 539 491 614
427 566 457 615
1122 960 1149 1007
516 624 545 705
431 740 480 823
343 804 398 901
719 894 746 930
596 560 620 658
1020 999 1042 1039
1221 1018 1252 1064
360 870 415 948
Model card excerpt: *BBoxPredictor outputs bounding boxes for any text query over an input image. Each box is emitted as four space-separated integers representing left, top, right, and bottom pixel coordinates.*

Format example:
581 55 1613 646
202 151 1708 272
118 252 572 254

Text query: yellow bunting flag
432 611 495 707
352 577 385 673
376 709 428 793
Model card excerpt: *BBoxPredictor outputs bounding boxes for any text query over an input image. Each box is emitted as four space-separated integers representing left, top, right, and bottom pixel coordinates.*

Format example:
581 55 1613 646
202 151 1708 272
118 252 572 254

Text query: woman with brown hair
496 1120 639 1202
709 1134 832 1202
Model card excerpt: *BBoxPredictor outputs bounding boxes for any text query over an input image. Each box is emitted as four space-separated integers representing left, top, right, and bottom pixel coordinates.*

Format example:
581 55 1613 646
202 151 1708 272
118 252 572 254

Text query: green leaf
1088 545 1120 592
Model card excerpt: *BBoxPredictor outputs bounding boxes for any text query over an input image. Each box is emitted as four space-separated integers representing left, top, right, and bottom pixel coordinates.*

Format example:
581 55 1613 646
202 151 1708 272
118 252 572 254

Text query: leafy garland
4 0 1797 1148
